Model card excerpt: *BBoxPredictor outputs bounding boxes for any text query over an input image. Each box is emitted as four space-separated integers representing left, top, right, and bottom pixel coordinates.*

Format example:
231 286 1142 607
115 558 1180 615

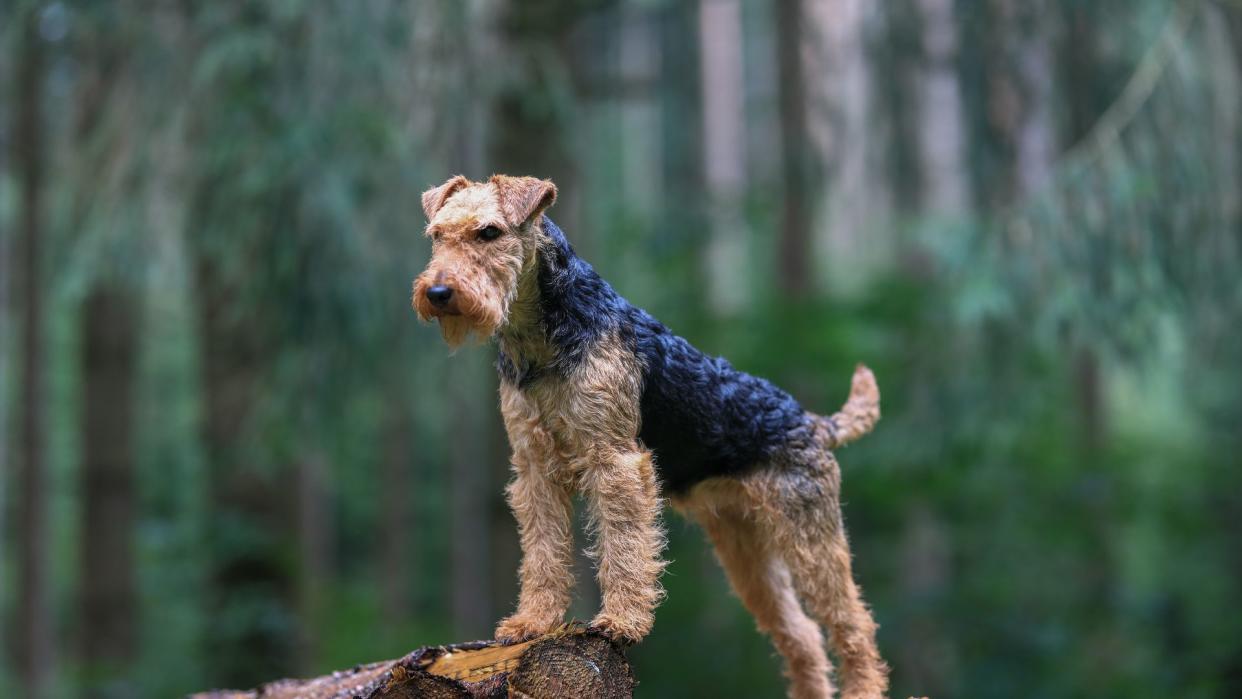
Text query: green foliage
2 0 1240 697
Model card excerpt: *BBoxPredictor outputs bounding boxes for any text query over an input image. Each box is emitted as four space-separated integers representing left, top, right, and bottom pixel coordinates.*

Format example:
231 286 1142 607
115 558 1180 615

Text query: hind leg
753 468 889 698
685 494 834 699
782 531 887 699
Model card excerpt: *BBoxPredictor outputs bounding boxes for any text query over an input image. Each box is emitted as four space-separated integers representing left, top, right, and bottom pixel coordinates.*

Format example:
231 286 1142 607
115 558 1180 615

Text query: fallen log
189 624 634 699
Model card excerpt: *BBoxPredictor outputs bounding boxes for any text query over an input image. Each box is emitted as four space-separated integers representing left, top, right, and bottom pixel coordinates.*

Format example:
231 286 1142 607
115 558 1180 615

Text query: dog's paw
587 613 651 646
494 614 558 644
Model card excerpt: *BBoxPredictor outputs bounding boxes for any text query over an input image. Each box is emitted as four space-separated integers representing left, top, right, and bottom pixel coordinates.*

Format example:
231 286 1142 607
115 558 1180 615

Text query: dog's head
412 174 557 347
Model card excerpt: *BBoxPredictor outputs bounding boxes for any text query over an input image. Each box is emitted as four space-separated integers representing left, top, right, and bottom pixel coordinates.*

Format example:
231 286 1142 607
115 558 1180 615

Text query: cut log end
189 624 634 699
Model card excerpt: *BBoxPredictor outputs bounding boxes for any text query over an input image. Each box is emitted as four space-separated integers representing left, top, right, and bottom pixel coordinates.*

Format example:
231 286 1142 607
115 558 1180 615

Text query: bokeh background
3 0 1241 697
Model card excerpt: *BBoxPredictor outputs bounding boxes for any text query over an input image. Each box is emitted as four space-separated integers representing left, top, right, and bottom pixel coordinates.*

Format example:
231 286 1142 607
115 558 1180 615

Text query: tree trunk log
189 625 633 699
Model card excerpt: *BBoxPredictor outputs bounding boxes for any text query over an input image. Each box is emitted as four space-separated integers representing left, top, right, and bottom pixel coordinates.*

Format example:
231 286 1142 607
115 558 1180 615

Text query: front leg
494 450 575 643
582 447 667 643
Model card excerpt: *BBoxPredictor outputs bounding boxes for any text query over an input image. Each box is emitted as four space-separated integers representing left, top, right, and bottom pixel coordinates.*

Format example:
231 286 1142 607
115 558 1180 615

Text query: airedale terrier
412 174 889 699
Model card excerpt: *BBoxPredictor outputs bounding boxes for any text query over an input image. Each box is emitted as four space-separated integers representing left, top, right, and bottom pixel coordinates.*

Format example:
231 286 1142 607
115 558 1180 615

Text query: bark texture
190 626 634 699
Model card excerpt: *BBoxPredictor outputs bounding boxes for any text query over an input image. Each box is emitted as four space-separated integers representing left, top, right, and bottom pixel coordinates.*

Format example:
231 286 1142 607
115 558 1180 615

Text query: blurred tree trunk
656 0 709 316
898 502 955 695
871 5 920 217
1061 4 1106 148
12 10 53 698
1073 348 1106 454
699 0 750 314
184 5 308 684
899 5 973 694
1226 4 1242 70
193 253 296 685
78 287 140 688
914 0 972 216
1011 1 1057 200
1059 5 1115 629
380 389 416 625
1058 6 1109 452
1202 12 1242 690
619 0 662 237
775 0 813 298
71 14 141 692
986 0 1057 205
0 27 10 646
1224 0 1242 213
295 451 333 672
1204 3 1240 229
805 0 891 289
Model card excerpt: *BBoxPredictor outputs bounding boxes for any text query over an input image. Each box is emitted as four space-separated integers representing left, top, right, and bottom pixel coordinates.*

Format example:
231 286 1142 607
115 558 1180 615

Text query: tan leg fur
495 332 667 644
680 488 834 699
677 457 888 699
581 447 666 640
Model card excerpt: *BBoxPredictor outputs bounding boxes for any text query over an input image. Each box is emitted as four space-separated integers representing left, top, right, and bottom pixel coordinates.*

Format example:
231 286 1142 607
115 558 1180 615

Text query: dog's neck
497 257 554 371
495 222 560 383
495 216 618 388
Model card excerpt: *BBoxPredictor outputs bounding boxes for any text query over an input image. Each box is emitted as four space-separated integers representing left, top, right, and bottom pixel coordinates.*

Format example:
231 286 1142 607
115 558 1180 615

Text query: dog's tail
817 364 880 449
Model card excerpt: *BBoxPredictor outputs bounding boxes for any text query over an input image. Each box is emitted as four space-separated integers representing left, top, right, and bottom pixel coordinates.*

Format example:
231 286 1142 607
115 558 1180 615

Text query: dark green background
2 1 1240 697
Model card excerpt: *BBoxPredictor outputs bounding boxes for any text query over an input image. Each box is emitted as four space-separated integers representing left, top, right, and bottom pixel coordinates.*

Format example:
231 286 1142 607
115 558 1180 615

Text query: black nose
426 285 453 307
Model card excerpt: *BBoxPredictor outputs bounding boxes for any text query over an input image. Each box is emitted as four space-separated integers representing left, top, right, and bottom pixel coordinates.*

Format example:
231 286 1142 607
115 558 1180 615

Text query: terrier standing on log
412 174 889 699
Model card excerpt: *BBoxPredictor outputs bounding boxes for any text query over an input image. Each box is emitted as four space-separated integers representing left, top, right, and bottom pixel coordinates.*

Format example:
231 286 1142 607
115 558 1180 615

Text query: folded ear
422 175 471 220
490 175 557 228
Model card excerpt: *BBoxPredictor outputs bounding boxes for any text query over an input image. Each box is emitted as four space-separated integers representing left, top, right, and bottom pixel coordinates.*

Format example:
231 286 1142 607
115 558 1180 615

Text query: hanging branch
1060 0 1201 170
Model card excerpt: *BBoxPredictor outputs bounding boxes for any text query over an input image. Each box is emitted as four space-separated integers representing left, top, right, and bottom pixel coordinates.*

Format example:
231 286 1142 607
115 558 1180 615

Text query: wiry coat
413 175 888 699
501 217 815 494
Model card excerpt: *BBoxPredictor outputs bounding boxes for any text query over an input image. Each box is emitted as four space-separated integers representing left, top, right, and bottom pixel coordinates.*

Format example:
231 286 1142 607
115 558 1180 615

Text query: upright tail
819 364 880 449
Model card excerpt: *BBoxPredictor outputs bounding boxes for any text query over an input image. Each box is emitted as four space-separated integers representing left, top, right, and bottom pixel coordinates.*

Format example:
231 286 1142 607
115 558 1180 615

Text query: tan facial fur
412 175 554 347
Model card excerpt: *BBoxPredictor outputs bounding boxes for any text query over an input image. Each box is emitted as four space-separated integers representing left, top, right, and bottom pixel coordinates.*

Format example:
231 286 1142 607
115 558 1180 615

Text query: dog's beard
412 276 511 350
436 312 495 348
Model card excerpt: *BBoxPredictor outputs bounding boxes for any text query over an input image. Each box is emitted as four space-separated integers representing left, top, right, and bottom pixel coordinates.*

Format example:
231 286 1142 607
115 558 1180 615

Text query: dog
412 174 889 698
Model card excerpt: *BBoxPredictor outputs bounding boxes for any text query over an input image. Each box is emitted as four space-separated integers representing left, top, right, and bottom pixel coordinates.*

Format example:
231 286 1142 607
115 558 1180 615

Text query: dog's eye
478 226 503 241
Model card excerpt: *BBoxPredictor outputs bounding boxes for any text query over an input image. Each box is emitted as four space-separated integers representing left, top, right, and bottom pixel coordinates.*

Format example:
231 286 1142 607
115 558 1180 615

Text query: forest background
3 1 1241 697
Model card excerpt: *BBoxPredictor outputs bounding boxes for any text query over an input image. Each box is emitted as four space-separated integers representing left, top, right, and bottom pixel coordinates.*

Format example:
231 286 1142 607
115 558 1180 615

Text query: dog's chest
524 376 592 452
498 337 644 468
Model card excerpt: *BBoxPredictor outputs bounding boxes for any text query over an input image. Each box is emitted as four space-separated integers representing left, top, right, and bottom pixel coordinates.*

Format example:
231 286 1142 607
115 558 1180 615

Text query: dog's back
623 307 809 494
532 216 876 495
